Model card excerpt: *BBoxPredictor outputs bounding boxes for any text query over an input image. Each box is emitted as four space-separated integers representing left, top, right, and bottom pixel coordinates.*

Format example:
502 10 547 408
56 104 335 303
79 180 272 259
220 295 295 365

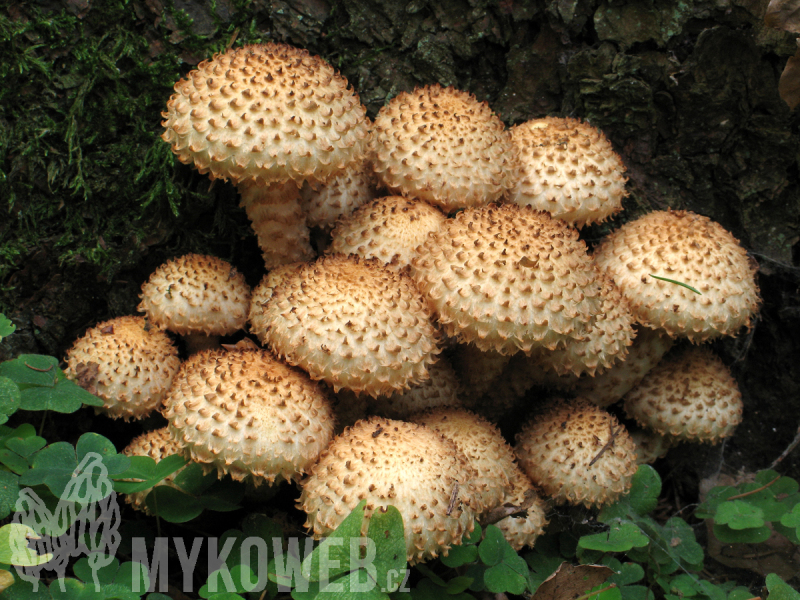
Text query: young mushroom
64 315 181 421
593 210 761 342
163 346 335 486
138 253 251 353
298 416 482 564
251 254 441 398
507 117 628 228
515 397 639 509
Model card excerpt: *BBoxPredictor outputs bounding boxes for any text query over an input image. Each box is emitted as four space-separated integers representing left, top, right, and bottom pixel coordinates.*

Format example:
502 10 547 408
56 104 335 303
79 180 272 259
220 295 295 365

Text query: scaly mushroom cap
629 427 674 464
64 316 180 420
329 196 447 271
623 346 743 444
298 416 481 564
495 465 549 551
508 117 627 227
161 43 371 187
410 204 601 355
371 356 462 420
372 84 519 212
253 254 441 397
138 254 251 337
163 347 335 484
248 264 300 338
528 271 635 377
573 326 675 408
122 427 186 513
410 408 518 515
593 210 760 342
515 398 638 508
301 158 377 229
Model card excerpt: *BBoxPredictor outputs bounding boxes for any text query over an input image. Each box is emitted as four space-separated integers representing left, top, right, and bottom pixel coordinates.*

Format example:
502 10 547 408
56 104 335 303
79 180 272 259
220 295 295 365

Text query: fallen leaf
766 0 800 33
533 562 614 600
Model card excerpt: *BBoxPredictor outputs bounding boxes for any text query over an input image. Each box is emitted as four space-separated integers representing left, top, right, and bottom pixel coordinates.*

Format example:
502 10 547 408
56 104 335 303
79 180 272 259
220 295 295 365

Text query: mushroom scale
253 254 441 397
372 84 519 212
298 416 481 565
161 43 371 188
328 196 447 271
410 204 601 355
163 347 335 485
64 315 181 421
593 210 760 342
623 345 743 444
138 253 251 339
515 398 638 508
508 117 628 228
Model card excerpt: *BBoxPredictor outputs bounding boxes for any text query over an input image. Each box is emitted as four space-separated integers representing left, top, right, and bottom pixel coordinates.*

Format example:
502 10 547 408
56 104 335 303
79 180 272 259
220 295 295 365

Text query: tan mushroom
64 316 180 420
507 117 628 227
163 346 335 486
298 416 482 564
328 196 447 271
251 254 441 397
623 345 743 444
372 84 519 212
410 204 602 355
121 427 187 513
138 254 251 353
593 210 760 342
515 398 638 508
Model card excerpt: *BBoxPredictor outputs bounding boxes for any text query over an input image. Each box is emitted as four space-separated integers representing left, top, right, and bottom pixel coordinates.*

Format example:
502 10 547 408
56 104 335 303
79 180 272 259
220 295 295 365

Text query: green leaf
483 561 527 596
6 437 46 459
0 524 53 566
780 502 800 537
695 486 739 519
578 520 649 553
445 576 473 595
144 485 203 523
713 500 765 530
766 574 800 600
601 557 645 586
0 471 21 519
661 517 704 567
366 506 406 593
463 522 482 545
599 465 661 522
0 315 16 340
112 455 186 494
20 433 127 499
440 544 478 568
0 355 102 413
313 569 391 599
711 523 771 544
302 500 366 582
0 377 21 422
478 525 506 566
649 274 702 294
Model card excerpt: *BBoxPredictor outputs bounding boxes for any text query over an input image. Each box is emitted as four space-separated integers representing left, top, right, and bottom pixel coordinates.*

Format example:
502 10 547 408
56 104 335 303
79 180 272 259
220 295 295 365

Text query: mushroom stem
183 333 221 354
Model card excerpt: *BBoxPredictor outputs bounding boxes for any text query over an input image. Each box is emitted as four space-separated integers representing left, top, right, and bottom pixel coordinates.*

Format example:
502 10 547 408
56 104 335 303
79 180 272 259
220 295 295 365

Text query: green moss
0 2 261 309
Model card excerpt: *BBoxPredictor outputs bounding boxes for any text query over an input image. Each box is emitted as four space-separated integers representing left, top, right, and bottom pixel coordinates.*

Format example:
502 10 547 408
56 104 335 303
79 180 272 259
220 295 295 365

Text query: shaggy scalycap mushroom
372 84 519 212
298 416 481 564
623 345 743 444
515 398 638 508
252 254 441 397
163 347 335 485
138 254 251 351
301 157 377 230
64 316 180 420
122 427 186 513
594 210 760 342
370 356 462 420
161 43 371 188
495 465 549 551
410 204 601 355
410 408 518 516
508 117 628 227
329 196 447 271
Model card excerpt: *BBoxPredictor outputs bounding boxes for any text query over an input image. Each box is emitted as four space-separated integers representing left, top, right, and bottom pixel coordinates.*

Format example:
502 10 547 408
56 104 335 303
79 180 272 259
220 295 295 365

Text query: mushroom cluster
59 39 761 566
